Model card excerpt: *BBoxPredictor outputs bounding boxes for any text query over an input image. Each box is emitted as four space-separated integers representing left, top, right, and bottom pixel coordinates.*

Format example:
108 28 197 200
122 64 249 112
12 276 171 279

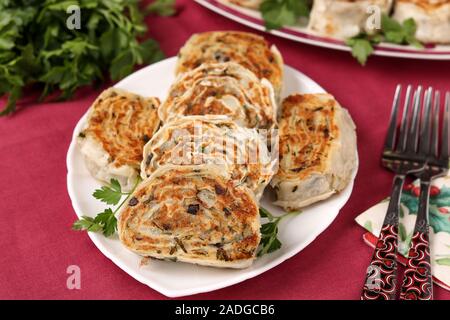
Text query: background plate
66 57 358 297
196 0 450 60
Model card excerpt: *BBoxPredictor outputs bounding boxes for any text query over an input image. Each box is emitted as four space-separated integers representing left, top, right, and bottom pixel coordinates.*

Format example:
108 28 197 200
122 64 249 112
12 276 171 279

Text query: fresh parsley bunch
0 0 175 116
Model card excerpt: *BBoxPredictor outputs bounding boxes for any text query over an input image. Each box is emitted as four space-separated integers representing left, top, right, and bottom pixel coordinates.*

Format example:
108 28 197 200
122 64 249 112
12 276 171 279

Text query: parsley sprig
72 177 141 237
260 0 311 30
347 14 423 65
258 207 301 257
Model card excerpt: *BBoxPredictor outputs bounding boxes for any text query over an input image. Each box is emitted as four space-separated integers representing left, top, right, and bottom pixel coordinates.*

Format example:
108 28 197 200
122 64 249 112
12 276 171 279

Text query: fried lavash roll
175 31 284 102
271 94 357 211
393 0 450 44
141 115 276 200
118 164 261 268
78 88 160 191
159 62 277 130
308 0 394 39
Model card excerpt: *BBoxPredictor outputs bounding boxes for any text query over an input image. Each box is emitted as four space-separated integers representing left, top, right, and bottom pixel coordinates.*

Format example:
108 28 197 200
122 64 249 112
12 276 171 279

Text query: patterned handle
361 224 399 300
361 175 403 300
400 233 433 300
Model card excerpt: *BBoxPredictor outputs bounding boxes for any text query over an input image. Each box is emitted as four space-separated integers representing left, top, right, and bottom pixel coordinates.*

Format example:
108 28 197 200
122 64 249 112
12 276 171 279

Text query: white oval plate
66 57 358 297
196 0 450 60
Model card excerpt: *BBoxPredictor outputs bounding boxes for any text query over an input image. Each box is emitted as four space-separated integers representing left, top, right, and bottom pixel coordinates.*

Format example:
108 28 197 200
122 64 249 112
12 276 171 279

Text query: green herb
72 177 141 237
436 257 450 266
258 207 301 257
147 0 176 17
93 178 126 205
0 0 173 116
347 14 423 65
382 15 423 48
260 0 310 30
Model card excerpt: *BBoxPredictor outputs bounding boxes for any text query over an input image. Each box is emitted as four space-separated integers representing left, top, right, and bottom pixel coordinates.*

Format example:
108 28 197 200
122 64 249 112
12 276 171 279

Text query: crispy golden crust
141 116 275 200
276 94 338 180
82 88 160 169
118 165 260 268
176 31 283 100
160 62 277 129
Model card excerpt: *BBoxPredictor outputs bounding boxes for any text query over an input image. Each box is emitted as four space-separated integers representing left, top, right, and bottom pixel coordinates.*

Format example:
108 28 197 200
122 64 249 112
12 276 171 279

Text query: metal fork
361 85 428 300
400 90 450 300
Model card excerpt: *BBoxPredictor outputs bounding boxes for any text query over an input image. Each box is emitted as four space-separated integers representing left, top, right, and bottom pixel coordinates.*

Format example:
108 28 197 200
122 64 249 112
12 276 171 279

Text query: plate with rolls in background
67 31 358 297
196 0 450 61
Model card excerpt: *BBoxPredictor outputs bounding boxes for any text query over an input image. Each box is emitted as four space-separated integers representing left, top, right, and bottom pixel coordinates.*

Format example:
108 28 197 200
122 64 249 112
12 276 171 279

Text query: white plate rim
66 57 359 297
195 0 450 61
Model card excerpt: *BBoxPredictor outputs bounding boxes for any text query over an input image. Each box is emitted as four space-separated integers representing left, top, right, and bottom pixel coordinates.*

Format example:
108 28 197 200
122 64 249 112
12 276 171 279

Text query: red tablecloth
1 0 450 300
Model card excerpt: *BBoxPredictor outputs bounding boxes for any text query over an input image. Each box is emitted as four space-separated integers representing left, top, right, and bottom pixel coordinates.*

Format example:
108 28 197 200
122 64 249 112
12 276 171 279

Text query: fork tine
384 85 402 151
419 87 433 155
405 86 423 153
431 92 440 158
397 85 413 151
441 92 450 160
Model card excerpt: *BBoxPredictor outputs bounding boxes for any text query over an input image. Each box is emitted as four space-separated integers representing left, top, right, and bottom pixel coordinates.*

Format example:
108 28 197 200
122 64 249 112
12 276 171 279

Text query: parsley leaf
147 0 176 17
72 216 103 233
382 15 423 48
257 207 301 256
92 178 125 205
346 37 374 66
94 208 117 237
260 0 310 30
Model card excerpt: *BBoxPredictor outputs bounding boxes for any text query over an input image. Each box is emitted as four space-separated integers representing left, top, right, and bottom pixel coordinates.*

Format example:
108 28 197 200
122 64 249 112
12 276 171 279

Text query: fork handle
400 182 433 300
361 175 404 300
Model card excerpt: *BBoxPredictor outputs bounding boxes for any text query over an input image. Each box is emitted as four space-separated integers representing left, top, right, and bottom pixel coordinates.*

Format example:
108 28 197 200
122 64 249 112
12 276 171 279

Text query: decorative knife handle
361 175 403 300
400 231 432 300
361 224 398 300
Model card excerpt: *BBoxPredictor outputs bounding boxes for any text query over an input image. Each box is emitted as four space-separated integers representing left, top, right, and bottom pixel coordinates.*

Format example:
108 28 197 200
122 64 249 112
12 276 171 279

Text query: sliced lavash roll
159 62 277 130
77 88 160 191
271 94 357 211
175 31 284 102
118 164 260 269
308 0 394 39
141 115 276 201
392 0 450 44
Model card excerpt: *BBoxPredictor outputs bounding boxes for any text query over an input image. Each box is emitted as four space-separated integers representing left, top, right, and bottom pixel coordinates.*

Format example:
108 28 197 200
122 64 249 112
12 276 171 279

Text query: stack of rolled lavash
78 31 357 268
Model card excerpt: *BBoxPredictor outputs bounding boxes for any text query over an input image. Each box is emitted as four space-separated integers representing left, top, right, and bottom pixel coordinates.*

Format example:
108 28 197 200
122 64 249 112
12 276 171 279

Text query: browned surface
176 31 283 95
277 94 339 180
84 90 160 168
119 167 260 263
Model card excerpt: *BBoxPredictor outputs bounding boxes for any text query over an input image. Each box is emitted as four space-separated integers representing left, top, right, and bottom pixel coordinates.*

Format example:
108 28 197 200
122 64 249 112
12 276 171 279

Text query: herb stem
113 177 141 215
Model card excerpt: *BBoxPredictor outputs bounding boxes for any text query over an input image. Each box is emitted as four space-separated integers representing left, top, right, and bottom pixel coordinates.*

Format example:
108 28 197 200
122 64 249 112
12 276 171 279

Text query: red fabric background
1 0 450 300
